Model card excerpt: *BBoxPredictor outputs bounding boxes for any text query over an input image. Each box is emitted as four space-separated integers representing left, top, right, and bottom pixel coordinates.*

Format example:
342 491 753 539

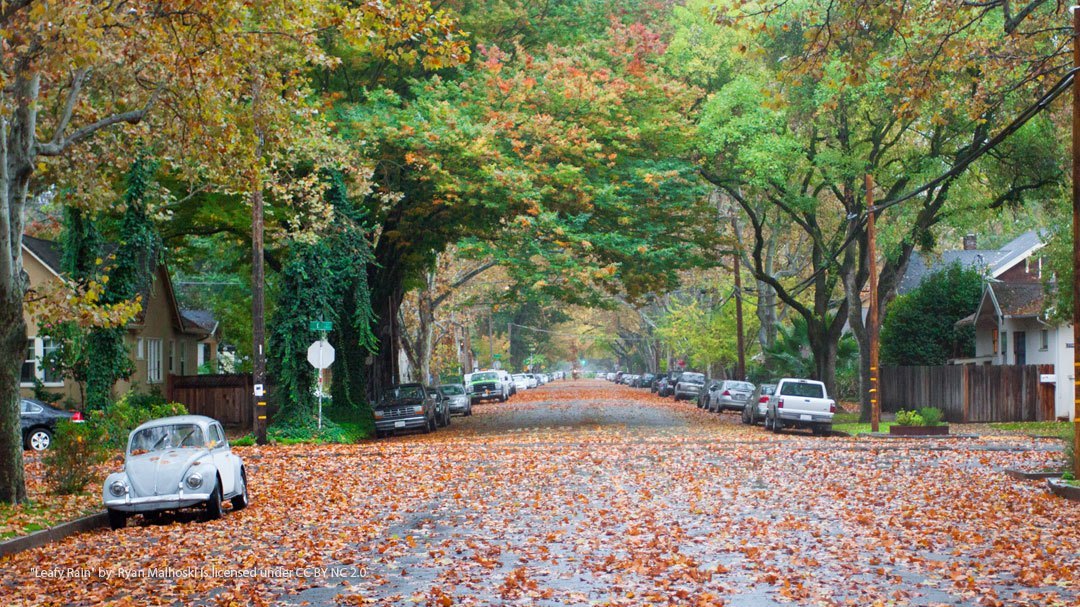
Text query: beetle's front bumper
104 491 212 513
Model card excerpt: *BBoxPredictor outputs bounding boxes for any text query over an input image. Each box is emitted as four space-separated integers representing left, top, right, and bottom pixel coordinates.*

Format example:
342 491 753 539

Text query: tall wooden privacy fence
166 374 267 429
880 365 1055 423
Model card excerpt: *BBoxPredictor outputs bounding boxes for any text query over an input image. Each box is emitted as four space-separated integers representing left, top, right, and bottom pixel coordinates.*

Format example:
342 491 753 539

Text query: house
896 230 1046 295
925 232 1076 421
20 235 219 406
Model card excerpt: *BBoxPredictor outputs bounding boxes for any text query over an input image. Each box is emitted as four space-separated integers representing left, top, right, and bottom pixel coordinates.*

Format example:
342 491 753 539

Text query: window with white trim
136 338 145 360
20 340 35 385
180 342 187 375
20 337 64 387
147 339 163 384
41 338 61 384
169 340 176 374
1040 330 1049 351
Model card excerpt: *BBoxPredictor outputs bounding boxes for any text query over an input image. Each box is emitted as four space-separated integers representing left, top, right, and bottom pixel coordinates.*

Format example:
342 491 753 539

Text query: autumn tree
692 0 1066 406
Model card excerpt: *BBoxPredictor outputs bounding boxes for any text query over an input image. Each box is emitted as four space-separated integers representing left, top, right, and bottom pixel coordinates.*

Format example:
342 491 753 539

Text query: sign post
307 320 335 430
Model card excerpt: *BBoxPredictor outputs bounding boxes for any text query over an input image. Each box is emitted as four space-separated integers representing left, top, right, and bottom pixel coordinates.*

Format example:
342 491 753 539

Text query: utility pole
866 174 881 434
1072 6 1080 478
733 249 746 381
250 77 268 446
488 309 494 365
508 322 513 369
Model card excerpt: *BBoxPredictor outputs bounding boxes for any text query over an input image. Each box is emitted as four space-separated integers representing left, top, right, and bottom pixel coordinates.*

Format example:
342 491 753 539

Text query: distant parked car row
607 371 836 436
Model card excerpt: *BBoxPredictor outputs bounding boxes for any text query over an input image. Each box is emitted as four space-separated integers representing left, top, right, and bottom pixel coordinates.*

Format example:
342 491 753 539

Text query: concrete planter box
889 425 949 436
1005 468 1067 481
1047 478 1080 502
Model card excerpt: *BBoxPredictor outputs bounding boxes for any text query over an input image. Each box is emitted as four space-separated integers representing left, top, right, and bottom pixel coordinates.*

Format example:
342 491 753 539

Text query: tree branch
36 89 160 157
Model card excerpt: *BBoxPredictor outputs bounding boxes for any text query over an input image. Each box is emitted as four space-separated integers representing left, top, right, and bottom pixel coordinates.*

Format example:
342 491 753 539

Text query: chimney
963 234 977 251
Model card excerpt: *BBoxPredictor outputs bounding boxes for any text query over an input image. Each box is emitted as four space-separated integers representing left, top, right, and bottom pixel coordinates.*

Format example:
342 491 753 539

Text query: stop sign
307 340 335 369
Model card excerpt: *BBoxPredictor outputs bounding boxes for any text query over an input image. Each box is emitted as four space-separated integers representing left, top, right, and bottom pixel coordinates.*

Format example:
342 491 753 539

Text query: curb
1005 468 1066 481
1047 478 1080 502
0 512 108 559
861 433 979 440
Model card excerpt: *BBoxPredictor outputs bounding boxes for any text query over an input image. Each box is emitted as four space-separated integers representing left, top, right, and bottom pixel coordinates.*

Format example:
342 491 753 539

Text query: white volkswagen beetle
103 415 249 529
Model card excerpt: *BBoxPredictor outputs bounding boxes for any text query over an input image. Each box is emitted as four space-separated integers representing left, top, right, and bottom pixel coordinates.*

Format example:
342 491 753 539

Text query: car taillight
71 411 84 422
829 401 836 413
759 396 769 403
777 399 784 409
722 390 731 396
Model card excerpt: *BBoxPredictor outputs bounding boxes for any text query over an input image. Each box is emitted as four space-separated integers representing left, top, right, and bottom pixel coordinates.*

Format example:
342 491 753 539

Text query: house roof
22 235 215 337
180 309 219 337
956 282 1045 327
22 235 64 276
990 282 1044 317
898 230 1045 295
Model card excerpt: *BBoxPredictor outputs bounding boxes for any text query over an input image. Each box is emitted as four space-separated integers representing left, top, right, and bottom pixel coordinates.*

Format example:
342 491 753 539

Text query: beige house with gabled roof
20 235 219 407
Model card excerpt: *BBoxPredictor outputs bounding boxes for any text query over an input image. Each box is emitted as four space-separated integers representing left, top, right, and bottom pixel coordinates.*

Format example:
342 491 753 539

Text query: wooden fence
880 364 1055 423
166 374 261 429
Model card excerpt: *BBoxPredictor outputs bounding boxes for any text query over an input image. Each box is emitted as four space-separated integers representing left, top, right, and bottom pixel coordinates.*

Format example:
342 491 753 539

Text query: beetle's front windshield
129 424 205 455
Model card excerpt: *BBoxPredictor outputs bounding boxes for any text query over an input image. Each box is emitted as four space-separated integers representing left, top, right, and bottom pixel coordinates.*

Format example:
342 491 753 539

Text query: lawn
989 421 1071 438
831 412 895 435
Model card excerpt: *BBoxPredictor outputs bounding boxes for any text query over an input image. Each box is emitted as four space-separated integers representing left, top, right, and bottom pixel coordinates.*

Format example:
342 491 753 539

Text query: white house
921 230 1076 421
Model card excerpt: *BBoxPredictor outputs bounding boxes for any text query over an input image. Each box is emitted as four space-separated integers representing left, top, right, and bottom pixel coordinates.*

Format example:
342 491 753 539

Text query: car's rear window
780 382 825 398
680 373 705 384
725 381 755 392
760 384 777 395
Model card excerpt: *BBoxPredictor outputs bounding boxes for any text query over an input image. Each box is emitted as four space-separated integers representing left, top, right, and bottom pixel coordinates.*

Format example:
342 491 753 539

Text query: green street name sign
309 320 333 332
493 354 502 360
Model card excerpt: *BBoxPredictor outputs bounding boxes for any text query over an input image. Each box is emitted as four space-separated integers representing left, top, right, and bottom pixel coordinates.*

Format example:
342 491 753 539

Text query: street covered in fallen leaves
3 380 1079 607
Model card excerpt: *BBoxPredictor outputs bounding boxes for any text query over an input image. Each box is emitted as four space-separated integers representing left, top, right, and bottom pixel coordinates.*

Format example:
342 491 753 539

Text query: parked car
439 384 473 417
765 378 835 435
674 372 706 401
511 374 530 392
467 370 509 404
742 383 777 425
656 372 681 397
21 398 83 451
103 415 248 529
635 373 656 388
374 383 439 437
650 374 667 393
705 380 757 413
606 372 617 382
427 385 452 427
497 370 516 396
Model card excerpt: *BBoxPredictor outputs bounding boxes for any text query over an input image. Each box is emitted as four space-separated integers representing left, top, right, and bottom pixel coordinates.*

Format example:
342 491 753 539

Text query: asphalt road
3 380 1077 607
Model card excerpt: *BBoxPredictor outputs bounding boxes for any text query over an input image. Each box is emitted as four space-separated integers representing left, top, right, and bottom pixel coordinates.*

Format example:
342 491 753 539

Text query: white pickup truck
765 378 835 436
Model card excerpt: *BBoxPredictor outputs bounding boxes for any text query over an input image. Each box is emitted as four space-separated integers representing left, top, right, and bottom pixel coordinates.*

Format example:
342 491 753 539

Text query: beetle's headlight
109 480 128 497
185 473 203 489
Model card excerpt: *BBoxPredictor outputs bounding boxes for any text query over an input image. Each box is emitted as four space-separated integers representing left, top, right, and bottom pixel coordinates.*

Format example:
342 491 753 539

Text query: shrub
95 391 189 449
895 410 926 426
232 435 256 447
268 418 354 444
917 407 945 426
44 420 109 495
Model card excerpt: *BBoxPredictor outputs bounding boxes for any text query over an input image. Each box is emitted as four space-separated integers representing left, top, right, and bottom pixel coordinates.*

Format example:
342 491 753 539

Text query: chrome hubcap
30 431 50 450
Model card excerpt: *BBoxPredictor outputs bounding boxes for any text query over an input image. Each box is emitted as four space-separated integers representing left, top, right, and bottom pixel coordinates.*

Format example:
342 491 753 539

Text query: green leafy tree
881 264 985 366
267 172 377 434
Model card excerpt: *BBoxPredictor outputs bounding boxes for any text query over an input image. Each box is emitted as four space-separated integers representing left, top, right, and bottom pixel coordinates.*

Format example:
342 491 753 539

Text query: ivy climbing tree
85 160 162 410
268 171 377 436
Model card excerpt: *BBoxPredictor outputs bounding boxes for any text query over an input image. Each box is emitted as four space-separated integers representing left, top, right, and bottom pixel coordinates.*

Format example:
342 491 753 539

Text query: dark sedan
21 398 82 451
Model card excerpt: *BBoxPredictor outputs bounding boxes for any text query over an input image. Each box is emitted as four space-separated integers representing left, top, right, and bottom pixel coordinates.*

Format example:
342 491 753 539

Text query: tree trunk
0 72 36 504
